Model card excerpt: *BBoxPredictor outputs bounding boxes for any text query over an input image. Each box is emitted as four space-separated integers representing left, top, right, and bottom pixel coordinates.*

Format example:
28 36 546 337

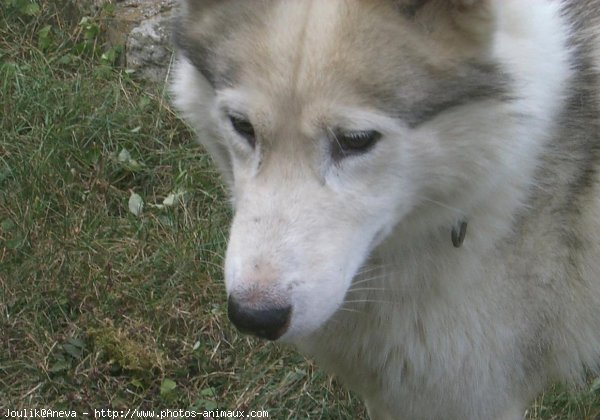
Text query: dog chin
276 320 326 344
278 293 346 343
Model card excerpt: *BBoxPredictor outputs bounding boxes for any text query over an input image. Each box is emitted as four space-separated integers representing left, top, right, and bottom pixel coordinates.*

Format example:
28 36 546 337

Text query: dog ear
398 0 495 54
172 1 237 187
173 0 238 86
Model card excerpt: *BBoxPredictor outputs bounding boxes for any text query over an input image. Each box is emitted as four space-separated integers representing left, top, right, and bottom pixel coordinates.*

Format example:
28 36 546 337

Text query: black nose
227 295 292 340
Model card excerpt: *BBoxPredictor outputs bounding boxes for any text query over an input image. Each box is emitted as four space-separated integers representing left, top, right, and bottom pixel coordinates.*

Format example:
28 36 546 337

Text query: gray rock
73 0 178 83
126 11 174 83
112 0 177 83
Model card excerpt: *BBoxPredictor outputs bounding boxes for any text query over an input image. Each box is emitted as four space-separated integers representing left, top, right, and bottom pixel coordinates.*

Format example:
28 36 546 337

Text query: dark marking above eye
396 62 512 128
330 129 382 161
229 114 256 148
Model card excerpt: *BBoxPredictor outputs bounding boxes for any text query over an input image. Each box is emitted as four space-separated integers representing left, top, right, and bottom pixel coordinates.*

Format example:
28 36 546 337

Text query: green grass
0 1 363 418
0 1 599 419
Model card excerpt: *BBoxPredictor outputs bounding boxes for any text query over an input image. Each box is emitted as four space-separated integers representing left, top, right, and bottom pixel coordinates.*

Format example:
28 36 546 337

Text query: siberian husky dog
171 0 600 418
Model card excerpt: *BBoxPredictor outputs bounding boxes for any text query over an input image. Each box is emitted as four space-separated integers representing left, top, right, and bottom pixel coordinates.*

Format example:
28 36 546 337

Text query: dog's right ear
173 0 239 87
173 1 216 85
172 0 241 188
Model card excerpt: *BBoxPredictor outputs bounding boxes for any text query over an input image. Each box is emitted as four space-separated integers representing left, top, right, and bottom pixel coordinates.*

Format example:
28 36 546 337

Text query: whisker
419 195 466 216
337 307 365 314
344 299 397 305
356 264 387 275
350 275 387 287
346 287 387 293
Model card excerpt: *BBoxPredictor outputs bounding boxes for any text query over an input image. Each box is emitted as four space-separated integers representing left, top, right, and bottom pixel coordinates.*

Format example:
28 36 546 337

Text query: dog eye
332 130 381 159
228 114 256 147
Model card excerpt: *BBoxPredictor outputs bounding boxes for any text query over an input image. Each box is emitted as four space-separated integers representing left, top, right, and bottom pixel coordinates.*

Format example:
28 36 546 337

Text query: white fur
171 1 599 418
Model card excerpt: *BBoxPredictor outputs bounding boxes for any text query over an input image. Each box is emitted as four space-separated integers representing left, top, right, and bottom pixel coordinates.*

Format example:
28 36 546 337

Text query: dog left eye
228 114 256 148
331 130 381 159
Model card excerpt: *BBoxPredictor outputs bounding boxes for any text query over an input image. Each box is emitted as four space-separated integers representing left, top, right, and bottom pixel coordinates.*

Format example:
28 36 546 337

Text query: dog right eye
330 129 382 161
228 114 256 147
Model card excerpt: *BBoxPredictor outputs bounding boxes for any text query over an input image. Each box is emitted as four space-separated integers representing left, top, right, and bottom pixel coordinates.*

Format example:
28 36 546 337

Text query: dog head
171 0 551 341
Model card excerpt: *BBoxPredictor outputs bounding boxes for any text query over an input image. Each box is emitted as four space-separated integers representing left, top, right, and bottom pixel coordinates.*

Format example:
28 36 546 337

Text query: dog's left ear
398 0 495 55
